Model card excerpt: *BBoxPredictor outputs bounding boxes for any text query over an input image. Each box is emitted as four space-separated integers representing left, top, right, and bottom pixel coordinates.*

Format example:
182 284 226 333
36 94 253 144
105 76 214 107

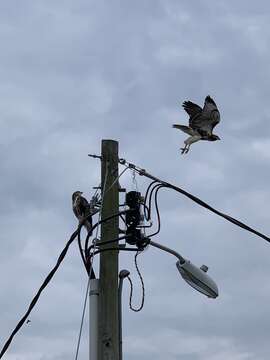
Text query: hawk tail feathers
83 220 92 233
172 124 195 136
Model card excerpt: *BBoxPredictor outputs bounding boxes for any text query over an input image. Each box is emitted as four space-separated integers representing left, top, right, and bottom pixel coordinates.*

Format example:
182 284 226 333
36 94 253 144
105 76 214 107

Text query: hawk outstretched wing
188 96 220 135
182 101 202 123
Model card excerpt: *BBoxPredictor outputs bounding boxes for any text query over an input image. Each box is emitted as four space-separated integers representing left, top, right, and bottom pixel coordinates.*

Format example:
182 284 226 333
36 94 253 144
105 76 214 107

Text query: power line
0 224 83 359
74 275 91 360
120 159 270 244
84 211 127 268
148 185 167 238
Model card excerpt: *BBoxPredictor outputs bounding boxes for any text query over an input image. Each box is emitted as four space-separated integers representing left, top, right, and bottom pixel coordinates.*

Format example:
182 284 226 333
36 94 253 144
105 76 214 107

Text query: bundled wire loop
127 251 145 312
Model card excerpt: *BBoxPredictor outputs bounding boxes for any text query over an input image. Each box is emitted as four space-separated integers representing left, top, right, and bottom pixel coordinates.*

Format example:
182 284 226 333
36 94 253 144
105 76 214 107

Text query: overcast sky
2 1 270 359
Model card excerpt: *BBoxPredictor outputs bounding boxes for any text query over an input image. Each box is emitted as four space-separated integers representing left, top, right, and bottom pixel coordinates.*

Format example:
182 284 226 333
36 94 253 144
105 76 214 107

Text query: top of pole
102 139 118 143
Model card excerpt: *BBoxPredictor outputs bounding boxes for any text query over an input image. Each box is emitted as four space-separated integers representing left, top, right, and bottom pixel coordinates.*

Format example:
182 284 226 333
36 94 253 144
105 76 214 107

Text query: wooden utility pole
98 140 119 360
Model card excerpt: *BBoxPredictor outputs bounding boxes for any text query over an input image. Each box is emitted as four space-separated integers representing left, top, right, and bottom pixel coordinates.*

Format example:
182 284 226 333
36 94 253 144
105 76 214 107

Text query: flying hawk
72 191 95 233
173 95 221 154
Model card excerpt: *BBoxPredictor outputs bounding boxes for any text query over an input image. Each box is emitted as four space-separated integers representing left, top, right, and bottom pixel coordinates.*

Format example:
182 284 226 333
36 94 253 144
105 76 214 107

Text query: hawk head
209 134 221 141
72 191 83 202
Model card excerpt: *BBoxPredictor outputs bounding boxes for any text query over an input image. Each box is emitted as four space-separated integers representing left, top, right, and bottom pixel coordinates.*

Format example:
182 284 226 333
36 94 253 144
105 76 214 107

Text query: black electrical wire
138 164 270 245
88 235 130 251
75 219 95 278
127 251 145 312
91 246 139 257
143 203 150 221
85 235 130 269
78 229 95 278
165 182 270 244
86 244 141 266
0 224 127 358
147 184 162 236
147 175 270 243
144 181 159 220
142 183 171 238
121 160 270 244
84 210 127 258
120 213 127 226
148 185 167 238
146 180 270 244
144 180 159 220
0 174 128 358
77 227 87 271
144 180 159 203
0 224 83 360
91 210 127 233
147 183 169 222
147 183 160 220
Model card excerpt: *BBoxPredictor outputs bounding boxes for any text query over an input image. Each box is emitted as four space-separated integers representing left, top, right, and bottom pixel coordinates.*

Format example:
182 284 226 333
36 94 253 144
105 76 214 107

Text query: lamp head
176 260 218 299
119 270 130 279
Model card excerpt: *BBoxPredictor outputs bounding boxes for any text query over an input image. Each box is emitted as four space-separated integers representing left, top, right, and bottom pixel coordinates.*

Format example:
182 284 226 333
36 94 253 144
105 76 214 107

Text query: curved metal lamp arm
149 240 185 264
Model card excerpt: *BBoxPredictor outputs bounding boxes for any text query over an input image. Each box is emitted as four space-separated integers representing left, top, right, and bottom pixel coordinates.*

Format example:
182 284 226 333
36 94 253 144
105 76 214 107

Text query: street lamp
176 260 218 299
150 240 218 299
118 240 219 360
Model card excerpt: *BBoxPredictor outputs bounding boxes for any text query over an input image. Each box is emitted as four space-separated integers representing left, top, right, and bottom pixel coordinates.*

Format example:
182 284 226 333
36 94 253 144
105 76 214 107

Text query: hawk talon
180 147 186 154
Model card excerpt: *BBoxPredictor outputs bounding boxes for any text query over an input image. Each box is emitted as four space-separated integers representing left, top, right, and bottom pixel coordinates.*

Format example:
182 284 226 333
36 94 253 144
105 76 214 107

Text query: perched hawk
72 191 94 233
173 95 221 154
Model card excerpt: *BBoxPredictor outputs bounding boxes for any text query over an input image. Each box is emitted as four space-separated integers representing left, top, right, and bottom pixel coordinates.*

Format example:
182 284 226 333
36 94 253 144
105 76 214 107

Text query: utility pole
98 140 119 360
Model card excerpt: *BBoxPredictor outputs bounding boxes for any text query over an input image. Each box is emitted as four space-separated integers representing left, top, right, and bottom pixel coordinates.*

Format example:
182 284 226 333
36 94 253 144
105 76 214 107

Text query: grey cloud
2 1 270 359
